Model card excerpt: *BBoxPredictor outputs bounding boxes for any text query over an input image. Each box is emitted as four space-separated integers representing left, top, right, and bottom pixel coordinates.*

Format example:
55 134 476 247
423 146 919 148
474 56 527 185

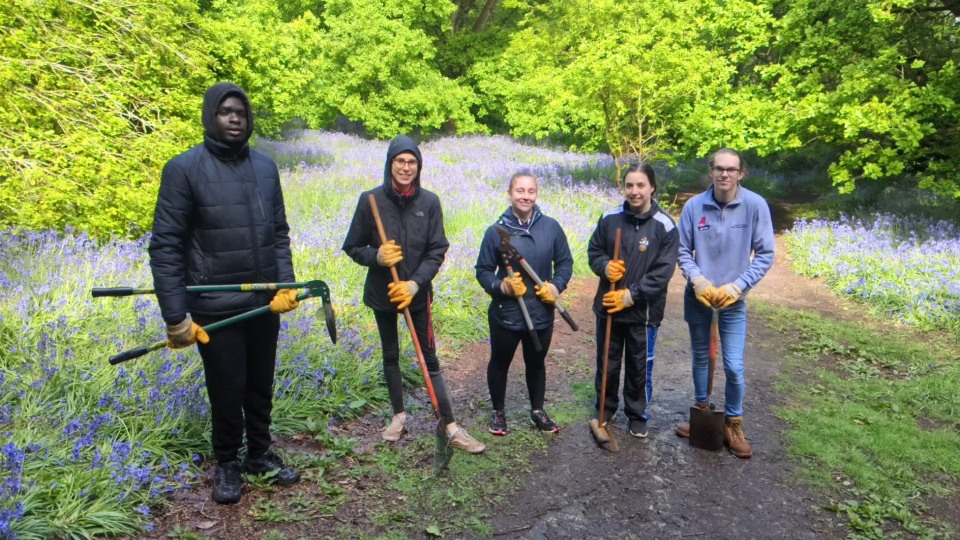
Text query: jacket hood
202 82 254 160
382 135 422 200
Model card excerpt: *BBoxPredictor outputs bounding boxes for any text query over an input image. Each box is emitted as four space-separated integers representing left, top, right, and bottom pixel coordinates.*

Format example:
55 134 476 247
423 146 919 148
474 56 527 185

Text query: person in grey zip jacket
587 163 678 438
674 148 774 459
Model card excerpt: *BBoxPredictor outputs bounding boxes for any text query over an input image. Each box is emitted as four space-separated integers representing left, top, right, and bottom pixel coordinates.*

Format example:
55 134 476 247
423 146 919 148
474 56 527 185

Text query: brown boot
675 401 711 438
724 416 752 459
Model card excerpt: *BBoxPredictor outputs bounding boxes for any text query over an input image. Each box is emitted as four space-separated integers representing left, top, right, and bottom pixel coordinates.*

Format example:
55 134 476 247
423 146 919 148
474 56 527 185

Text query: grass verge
754 300 960 539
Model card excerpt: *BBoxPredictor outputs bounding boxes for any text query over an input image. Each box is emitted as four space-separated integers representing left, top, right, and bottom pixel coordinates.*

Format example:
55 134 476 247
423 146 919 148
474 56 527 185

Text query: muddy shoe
723 416 752 459
593 410 614 427
244 450 301 486
212 460 243 504
629 419 648 438
676 401 712 438
489 410 508 436
382 414 407 442
448 427 485 454
530 409 560 434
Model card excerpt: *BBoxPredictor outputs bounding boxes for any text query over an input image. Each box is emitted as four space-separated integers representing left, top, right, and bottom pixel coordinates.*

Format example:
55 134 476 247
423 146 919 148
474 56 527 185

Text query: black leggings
195 312 280 464
487 313 554 411
374 305 455 424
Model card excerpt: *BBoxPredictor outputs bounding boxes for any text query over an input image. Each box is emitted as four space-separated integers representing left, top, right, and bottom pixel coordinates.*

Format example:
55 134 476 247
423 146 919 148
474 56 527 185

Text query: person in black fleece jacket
149 82 300 505
342 135 485 454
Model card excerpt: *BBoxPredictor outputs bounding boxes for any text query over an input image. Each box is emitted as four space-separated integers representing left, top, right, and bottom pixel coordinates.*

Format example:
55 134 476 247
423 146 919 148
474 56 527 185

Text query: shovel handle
93 282 312 297
514 258 578 332
707 308 719 399
368 194 442 420
599 228 622 423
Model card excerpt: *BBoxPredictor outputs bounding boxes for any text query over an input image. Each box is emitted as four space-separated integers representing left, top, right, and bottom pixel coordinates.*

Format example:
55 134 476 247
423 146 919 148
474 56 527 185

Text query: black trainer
489 410 508 436
530 409 560 434
629 419 648 438
212 460 243 504
243 450 301 486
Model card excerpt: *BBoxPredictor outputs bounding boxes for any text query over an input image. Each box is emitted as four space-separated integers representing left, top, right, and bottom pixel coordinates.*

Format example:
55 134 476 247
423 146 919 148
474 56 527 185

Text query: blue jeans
683 287 747 417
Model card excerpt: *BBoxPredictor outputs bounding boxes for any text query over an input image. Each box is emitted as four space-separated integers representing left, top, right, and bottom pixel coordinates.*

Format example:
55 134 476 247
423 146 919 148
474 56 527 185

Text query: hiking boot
212 460 243 504
723 416 752 459
243 450 301 486
488 410 508 436
448 427 485 454
629 419 648 438
530 409 560 434
382 414 407 442
675 401 712 438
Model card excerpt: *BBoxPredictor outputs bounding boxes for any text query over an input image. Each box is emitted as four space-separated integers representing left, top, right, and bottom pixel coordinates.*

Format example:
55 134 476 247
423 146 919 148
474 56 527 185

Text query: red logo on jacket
697 216 710 231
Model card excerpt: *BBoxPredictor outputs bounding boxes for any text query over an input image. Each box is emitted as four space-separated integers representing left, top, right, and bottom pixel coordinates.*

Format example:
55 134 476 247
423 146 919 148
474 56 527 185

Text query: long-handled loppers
495 226 578 331
93 280 337 347
589 228 621 453
368 194 454 475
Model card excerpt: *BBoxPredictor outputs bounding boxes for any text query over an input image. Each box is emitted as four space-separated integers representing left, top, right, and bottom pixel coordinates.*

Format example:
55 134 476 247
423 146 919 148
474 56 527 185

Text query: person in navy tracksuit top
587 162 678 438
475 171 573 436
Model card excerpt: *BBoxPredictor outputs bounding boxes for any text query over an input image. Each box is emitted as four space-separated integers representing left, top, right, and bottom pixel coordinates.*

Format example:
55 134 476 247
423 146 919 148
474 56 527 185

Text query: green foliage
757 0 960 198
757 301 959 538
0 0 213 237
477 0 773 173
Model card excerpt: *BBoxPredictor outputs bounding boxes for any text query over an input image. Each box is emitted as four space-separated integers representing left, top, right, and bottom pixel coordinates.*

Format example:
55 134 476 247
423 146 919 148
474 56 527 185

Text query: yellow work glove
715 283 743 309
388 280 419 311
165 315 210 349
602 289 634 314
605 259 626 283
534 282 559 305
691 276 718 308
499 275 527 298
270 289 300 314
377 240 403 267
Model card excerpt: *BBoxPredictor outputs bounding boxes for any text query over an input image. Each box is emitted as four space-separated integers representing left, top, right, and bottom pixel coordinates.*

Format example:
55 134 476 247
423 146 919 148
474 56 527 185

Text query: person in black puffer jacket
475 171 573 436
587 163 679 439
149 82 300 505
342 135 485 454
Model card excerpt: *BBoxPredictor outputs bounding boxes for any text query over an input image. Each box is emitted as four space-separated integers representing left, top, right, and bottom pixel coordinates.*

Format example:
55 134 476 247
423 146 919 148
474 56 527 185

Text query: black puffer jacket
149 82 294 324
341 135 449 312
587 200 678 325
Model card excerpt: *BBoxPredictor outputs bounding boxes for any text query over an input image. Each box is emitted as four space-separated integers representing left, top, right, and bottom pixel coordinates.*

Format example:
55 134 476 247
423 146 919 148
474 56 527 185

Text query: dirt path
438 237 850 539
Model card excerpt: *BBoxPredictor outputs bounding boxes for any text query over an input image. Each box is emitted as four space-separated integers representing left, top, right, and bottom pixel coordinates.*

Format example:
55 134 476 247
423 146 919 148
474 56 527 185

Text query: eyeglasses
710 166 741 175
393 158 418 168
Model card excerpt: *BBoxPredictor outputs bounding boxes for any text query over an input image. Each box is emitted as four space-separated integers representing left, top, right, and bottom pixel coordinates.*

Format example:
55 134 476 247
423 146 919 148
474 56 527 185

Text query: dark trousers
195 312 280 464
487 314 554 411
374 301 455 424
594 316 648 421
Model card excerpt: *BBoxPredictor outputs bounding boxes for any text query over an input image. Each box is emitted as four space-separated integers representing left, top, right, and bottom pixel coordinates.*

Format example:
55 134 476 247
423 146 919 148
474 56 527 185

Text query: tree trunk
472 0 499 32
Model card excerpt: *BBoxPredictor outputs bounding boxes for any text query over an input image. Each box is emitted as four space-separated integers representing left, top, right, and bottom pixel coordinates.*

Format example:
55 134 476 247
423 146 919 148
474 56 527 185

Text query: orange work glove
270 289 300 314
387 280 419 311
377 240 403 267
602 289 634 314
499 275 527 298
165 315 210 349
715 283 743 309
691 276 718 308
605 259 626 283
534 282 559 305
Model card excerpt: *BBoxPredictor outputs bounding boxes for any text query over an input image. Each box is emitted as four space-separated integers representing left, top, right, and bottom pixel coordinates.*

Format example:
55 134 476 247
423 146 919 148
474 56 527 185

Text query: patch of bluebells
787 213 960 334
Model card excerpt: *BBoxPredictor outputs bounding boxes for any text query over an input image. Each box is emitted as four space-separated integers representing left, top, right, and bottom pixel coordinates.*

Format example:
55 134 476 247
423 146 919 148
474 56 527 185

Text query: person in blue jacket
476 171 574 435
675 148 775 459
587 163 678 438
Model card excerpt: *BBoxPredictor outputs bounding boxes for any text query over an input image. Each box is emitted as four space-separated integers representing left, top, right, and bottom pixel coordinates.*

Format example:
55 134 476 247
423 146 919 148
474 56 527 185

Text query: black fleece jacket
341 135 449 312
149 82 294 324
587 200 678 325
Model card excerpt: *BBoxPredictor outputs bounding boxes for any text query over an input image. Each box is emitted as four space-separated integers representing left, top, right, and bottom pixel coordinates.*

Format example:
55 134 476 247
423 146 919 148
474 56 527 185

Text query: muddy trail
443 238 851 539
